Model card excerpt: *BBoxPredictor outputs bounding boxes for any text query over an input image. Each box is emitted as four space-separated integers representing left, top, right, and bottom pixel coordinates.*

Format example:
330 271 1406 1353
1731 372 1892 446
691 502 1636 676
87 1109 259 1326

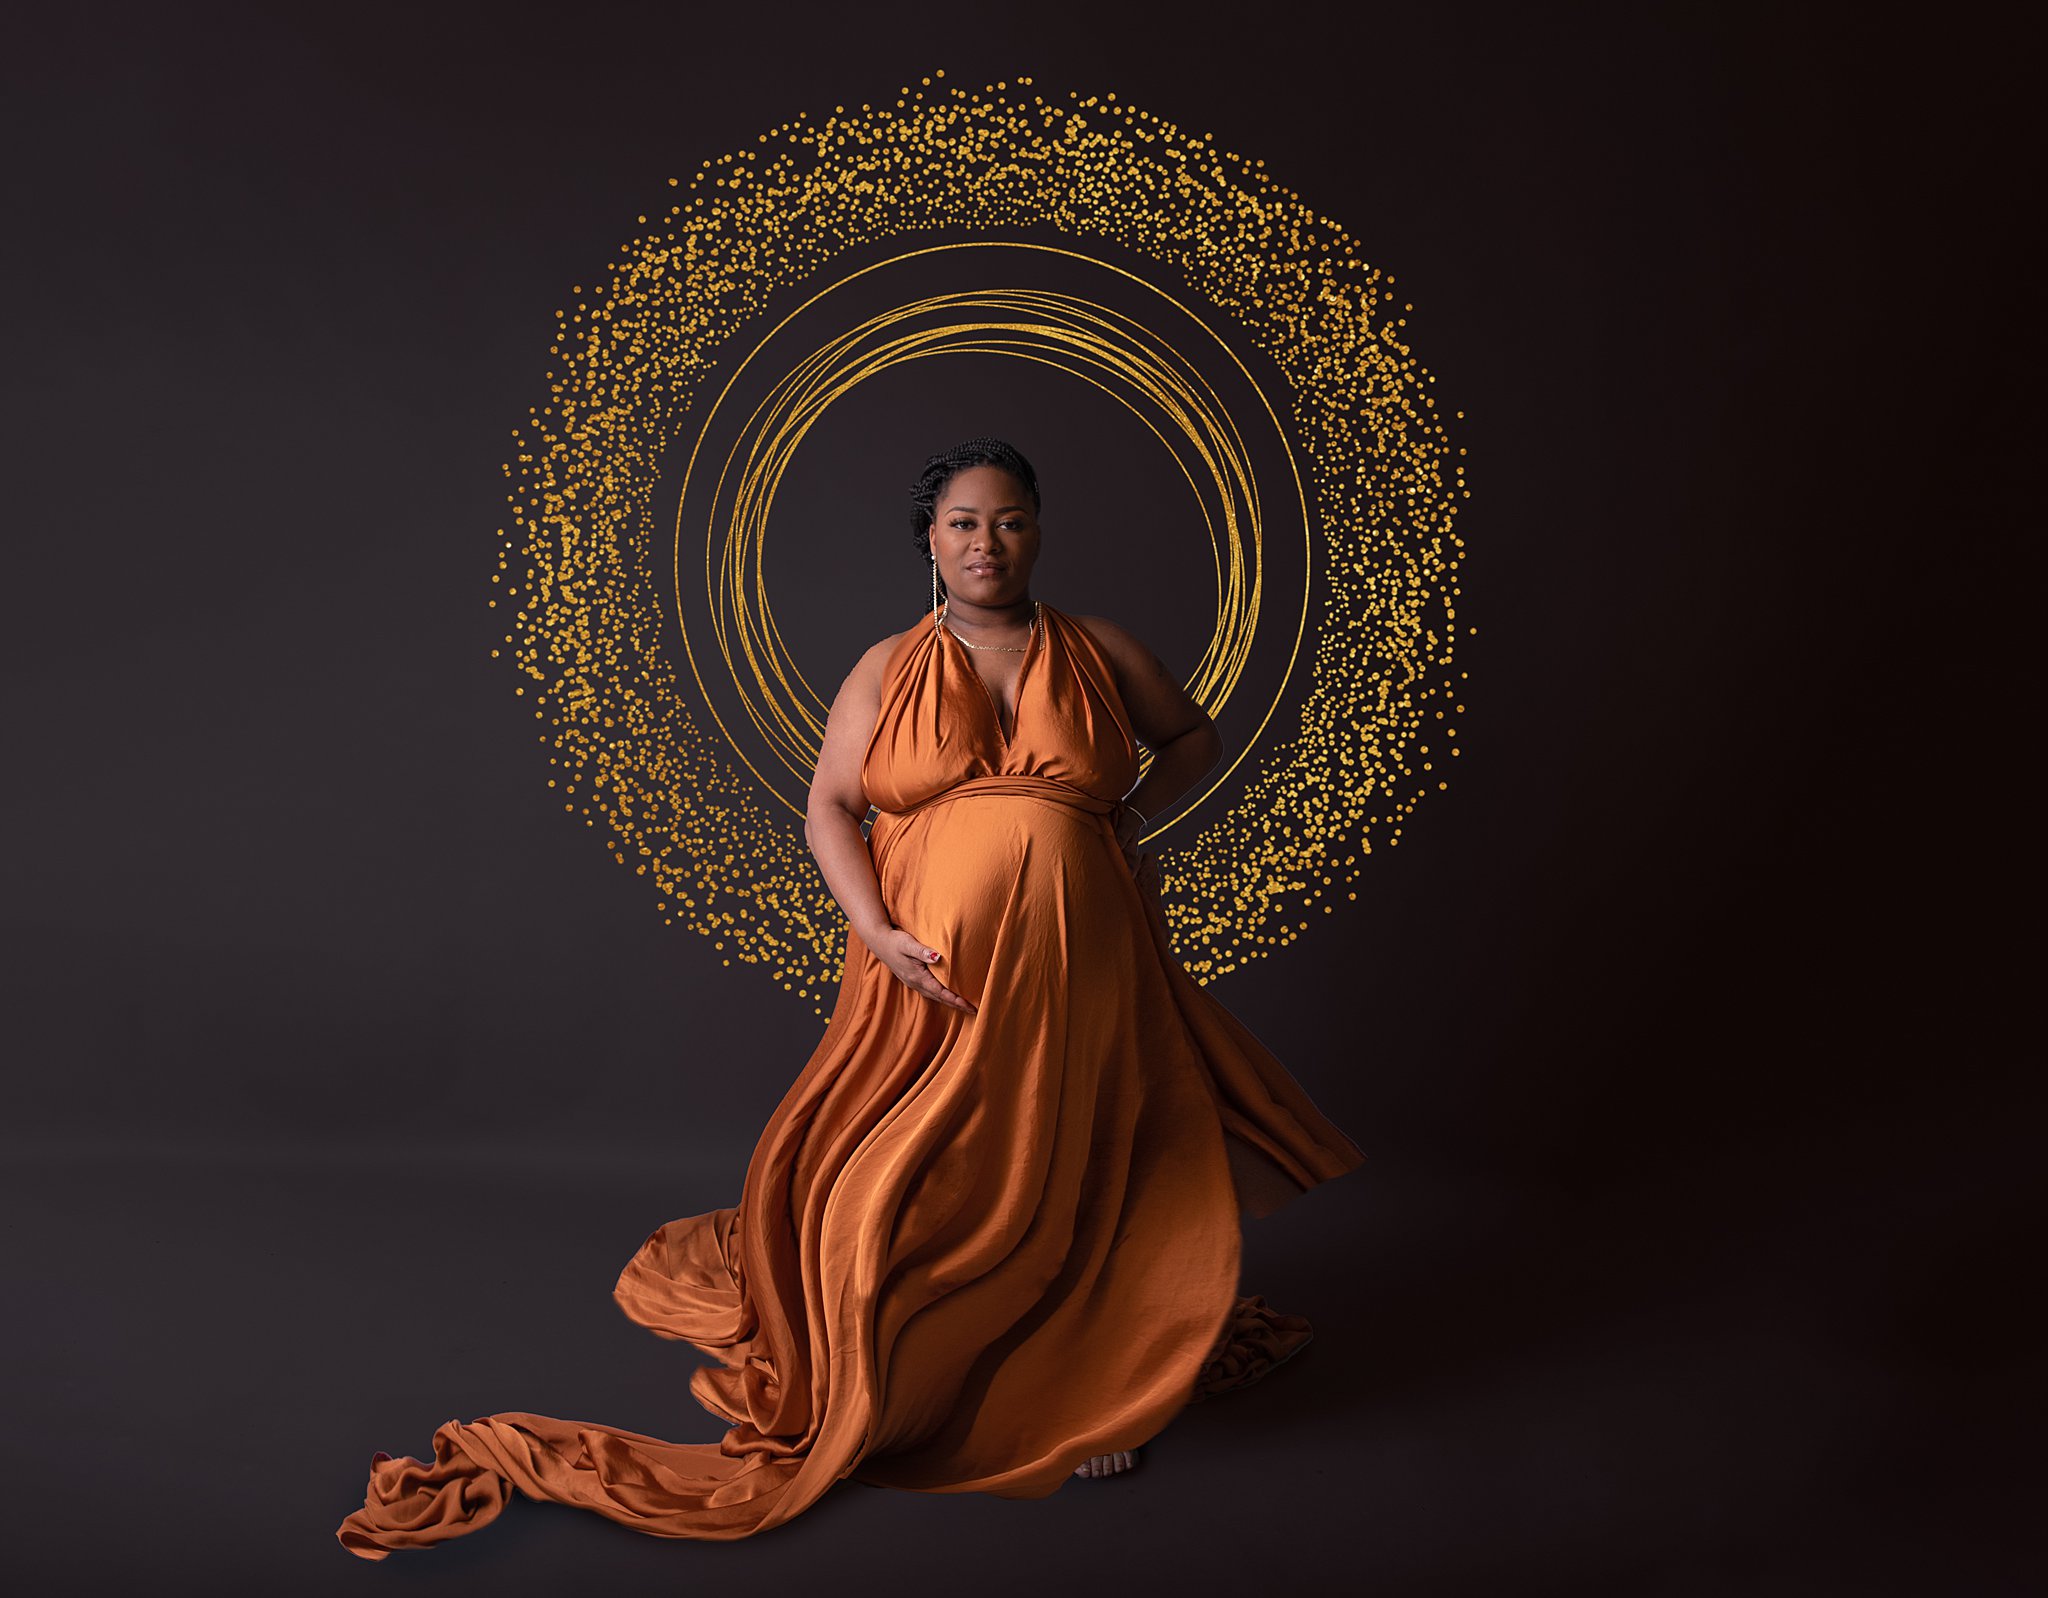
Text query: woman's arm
1074 614 1225 826
805 635 975 1013
803 637 895 946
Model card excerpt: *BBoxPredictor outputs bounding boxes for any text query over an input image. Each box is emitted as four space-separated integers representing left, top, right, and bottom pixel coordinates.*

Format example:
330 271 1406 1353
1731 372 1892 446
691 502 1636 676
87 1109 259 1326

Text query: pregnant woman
337 437 1364 1558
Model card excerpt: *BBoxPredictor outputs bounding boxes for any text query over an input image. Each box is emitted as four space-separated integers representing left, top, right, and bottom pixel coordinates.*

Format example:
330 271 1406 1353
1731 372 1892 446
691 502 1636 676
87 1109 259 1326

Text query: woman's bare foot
1072 1448 1140 1478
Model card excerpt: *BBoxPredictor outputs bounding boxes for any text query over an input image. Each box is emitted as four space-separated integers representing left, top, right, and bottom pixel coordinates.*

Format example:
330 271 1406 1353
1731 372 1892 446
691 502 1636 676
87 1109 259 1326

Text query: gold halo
492 75 1469 1016
671 244 1309 836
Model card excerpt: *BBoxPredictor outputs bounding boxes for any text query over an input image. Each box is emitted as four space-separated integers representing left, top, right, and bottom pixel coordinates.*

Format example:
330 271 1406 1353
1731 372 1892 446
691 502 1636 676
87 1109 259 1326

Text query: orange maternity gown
336 603 1364 1559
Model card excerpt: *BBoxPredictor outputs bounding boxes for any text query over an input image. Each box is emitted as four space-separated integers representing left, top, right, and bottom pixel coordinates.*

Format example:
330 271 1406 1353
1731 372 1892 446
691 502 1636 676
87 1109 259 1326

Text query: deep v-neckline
939 603 1041 750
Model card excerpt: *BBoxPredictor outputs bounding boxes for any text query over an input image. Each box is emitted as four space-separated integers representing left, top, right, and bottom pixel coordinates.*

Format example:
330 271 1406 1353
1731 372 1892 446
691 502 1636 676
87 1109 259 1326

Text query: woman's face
930 464 1040 607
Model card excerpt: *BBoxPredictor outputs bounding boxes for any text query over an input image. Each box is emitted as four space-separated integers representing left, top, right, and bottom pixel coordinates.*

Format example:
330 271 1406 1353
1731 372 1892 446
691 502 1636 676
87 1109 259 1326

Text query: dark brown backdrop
1 4 2026 1593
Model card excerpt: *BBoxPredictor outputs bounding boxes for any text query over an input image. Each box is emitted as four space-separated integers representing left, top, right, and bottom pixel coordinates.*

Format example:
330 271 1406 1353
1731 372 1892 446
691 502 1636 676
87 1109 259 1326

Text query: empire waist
866 774 1122 869
878 773 1120 821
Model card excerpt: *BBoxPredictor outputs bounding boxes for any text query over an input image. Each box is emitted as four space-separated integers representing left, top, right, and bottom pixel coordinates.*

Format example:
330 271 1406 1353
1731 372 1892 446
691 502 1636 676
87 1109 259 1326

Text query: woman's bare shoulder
839 622 921 694
1067 611 1209 742
1068 612 1155 667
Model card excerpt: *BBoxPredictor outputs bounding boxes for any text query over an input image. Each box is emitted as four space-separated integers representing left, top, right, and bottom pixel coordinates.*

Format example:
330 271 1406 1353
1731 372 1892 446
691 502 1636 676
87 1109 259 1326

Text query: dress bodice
860 603 1141 816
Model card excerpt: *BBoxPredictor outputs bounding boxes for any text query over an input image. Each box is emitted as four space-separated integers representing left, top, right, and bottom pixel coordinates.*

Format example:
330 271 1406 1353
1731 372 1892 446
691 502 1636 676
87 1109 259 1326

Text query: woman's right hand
870 926 977 1013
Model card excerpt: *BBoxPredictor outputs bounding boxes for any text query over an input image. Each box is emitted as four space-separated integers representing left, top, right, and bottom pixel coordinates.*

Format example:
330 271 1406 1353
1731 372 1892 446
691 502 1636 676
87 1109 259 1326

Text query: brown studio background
0 4 2027 1594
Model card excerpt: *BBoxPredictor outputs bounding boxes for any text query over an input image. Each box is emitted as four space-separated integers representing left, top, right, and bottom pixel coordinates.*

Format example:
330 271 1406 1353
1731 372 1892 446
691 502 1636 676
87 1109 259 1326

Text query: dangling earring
930 552 940 622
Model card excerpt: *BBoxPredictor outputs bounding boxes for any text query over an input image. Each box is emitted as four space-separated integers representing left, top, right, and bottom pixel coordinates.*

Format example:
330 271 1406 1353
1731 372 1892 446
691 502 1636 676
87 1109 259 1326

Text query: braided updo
908 438 1041 571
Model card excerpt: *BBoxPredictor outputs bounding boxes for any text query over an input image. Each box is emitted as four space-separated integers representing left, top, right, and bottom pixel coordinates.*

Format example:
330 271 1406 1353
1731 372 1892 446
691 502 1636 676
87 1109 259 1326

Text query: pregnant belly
875 795 1128 1007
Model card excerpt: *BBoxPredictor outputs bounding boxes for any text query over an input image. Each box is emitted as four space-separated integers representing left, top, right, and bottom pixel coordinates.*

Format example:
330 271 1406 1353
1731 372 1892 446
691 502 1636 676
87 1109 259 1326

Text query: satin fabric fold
337 604 1363 1559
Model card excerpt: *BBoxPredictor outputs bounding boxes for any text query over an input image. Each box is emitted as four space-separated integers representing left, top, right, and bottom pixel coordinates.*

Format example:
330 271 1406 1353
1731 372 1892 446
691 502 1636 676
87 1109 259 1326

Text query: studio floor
8 1129 2013 1596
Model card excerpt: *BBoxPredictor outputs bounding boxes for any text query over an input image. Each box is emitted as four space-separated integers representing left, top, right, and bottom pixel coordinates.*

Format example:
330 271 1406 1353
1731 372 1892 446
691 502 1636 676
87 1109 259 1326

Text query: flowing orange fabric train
337 605 1364 1559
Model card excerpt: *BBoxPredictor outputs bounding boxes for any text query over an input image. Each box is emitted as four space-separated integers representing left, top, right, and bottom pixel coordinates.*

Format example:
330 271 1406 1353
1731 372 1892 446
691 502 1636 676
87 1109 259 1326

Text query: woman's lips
965 563 1006 575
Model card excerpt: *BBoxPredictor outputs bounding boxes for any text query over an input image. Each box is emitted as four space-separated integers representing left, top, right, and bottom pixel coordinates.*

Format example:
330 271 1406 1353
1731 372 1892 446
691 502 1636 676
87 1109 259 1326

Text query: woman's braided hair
908 439 1041 587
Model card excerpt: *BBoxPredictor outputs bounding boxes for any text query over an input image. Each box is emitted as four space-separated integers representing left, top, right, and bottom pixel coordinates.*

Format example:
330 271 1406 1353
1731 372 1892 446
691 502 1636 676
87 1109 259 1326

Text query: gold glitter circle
495 74 1468 1015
